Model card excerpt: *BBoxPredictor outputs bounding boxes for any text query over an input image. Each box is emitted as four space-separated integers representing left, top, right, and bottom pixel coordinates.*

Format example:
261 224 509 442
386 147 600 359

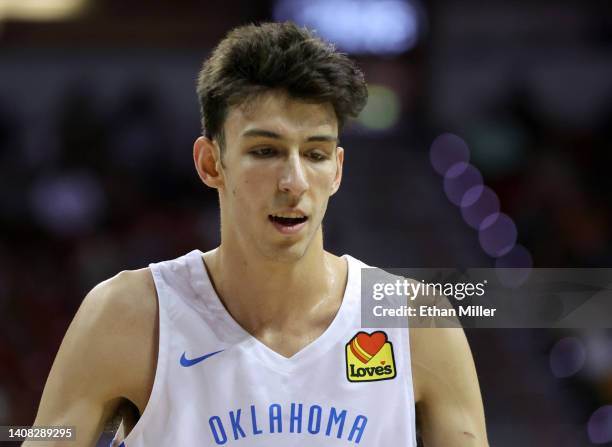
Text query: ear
193 136 224 189
330 146 344 196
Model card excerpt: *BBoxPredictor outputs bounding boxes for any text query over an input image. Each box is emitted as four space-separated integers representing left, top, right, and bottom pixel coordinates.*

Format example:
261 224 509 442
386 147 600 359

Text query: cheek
310 165 337 192
233 168 270 204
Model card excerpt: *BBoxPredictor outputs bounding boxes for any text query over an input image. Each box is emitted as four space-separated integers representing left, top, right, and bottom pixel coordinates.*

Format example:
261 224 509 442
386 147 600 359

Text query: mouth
268 214 309 234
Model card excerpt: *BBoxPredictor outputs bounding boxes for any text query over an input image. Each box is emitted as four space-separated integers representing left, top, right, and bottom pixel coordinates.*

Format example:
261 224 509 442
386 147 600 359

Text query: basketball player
29 22 488 446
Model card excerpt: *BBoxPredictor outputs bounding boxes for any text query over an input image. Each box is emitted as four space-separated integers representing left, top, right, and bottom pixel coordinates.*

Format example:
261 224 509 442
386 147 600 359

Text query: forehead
223 90 338 143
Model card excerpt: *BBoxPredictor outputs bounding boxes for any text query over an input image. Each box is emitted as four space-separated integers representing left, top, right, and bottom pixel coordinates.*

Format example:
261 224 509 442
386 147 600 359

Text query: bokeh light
357 84 401 131
549 337 587 378
430 133 532 264
0 0 87 21
588 405 612 444
29 172 106 236
443 162 483 207
274 0 424 55
494 244 533 287
470 120 527 177
429 133 470 176
478 213 517 258
460 185 500 230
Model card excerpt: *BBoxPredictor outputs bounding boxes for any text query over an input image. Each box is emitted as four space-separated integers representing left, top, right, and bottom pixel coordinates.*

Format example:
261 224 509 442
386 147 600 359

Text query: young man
30 22 488 446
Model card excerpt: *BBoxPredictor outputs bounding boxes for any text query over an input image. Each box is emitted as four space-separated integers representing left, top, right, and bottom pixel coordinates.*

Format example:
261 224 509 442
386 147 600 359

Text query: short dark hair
196 21 368 148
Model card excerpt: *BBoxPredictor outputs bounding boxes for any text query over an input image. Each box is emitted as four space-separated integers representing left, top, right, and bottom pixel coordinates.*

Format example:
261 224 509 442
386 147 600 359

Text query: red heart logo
381 361 386 365
350 331 387 363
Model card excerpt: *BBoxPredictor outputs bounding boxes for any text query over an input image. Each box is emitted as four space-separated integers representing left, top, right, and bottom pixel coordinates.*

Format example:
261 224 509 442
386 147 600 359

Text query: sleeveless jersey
119 249 417 446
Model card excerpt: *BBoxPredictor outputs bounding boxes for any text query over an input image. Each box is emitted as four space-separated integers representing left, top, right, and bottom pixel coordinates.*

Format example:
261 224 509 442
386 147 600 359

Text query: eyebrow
241 128 338 143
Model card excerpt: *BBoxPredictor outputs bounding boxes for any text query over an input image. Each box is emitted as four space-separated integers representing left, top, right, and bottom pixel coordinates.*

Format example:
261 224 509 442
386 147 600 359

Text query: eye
250 147 277 158
307 151 328 161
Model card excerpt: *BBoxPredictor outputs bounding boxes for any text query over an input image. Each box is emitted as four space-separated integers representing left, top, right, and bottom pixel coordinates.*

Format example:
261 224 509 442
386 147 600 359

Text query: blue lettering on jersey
269 403 282 433
308 405 322 434
209 403 368 444
290 403 302 433
209 415 228 444
229 409 246 440
348 415 368 443
326 407 347 438
250 405 262 435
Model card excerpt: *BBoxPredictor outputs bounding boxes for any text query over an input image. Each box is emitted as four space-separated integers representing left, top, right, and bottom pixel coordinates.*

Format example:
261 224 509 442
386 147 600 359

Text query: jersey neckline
189 249 358 374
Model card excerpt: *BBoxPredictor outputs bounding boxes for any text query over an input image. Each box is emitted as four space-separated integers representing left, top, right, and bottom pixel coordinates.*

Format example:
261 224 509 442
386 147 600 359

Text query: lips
268 214 308 234
269 215 308 225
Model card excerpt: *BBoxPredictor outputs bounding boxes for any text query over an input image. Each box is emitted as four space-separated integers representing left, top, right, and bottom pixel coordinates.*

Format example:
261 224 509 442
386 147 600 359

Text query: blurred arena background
0 0 611 445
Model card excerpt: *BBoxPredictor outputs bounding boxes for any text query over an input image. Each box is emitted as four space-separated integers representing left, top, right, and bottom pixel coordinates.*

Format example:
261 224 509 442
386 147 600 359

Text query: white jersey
119 250 417 446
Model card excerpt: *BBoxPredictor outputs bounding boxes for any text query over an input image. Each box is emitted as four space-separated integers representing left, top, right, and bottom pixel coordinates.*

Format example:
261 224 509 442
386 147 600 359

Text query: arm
25 269 157 446
411 326 489 447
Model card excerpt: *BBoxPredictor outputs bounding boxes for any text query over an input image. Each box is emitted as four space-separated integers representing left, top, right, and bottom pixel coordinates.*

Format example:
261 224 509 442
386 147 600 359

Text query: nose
278 152 309 197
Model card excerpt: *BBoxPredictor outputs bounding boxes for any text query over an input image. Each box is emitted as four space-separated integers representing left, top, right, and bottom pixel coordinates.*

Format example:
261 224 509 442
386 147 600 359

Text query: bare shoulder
88 267 157 332
407 290 466 402
82 268 158 409
409 326 475 403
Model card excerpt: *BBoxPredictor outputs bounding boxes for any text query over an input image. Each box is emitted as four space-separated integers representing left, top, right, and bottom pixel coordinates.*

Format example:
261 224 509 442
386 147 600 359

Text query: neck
203 231 345 335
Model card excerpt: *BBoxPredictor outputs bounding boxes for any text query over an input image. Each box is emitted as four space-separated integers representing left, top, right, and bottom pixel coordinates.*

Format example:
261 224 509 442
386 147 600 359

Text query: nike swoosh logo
180 350 224 367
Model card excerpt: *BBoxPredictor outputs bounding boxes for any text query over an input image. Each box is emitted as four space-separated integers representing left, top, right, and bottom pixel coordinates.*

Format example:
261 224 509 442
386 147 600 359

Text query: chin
257 241 309 263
